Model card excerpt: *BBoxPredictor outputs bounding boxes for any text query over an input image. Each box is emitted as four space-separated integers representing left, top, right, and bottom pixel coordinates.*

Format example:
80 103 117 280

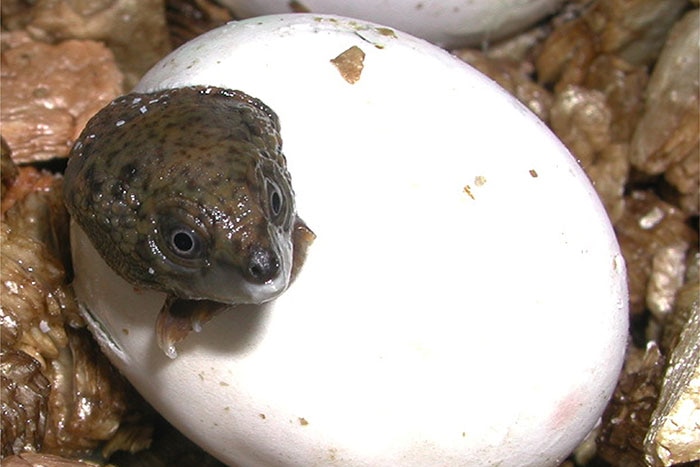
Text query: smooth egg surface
72 14 628 467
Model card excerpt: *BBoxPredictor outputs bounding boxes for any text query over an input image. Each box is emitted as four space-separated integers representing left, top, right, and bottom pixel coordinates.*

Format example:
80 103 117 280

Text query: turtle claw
155 297 226 358
291 218 315 282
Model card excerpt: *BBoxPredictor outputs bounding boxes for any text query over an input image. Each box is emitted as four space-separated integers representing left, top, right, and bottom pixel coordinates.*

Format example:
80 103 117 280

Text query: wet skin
64 86 314 358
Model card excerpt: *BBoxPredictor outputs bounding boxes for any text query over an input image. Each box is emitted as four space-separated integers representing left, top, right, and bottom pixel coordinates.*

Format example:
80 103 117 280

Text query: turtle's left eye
266 178 285 219
156 207 210 266
168 228 203 259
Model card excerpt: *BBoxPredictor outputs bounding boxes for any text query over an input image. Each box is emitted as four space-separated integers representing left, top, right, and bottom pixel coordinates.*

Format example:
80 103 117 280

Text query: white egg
218 0 565 47
71 14 628 467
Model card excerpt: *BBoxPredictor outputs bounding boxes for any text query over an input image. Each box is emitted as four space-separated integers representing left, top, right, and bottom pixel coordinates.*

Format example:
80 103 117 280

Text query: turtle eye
266 178 285 218
169 229 200 258
158 213 209 263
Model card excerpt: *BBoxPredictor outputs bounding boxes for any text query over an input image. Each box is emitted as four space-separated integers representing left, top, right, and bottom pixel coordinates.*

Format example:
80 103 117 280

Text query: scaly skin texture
64 86 314 357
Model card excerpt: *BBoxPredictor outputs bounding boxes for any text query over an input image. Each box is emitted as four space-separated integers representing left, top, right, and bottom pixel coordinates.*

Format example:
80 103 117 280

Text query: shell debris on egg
68 13 628 467
219 0 566 48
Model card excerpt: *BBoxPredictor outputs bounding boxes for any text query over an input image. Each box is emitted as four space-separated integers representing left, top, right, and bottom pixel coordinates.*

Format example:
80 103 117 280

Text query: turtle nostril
246 246 280 283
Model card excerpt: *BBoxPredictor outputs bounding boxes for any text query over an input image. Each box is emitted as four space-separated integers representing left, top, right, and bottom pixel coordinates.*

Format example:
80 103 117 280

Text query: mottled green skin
64 86 300 304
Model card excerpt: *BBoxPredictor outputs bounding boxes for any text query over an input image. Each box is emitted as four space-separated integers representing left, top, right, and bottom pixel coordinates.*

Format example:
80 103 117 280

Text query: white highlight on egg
73 14 628 467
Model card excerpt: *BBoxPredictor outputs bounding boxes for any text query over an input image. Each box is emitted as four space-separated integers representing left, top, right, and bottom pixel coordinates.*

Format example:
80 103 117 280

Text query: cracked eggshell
71 14 628 467
219 0 565 47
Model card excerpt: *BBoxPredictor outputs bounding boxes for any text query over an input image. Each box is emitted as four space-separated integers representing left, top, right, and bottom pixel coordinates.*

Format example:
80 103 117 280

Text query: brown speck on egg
330 46 366 84
376 27 397 38
463 185 475 200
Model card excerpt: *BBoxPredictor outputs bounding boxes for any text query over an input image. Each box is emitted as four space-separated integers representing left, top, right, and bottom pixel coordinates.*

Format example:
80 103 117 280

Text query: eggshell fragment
71 14 628 467
219 0 565 48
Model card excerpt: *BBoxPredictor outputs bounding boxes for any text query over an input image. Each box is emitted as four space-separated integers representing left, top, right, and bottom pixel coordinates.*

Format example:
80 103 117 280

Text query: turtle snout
245 245 280 284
